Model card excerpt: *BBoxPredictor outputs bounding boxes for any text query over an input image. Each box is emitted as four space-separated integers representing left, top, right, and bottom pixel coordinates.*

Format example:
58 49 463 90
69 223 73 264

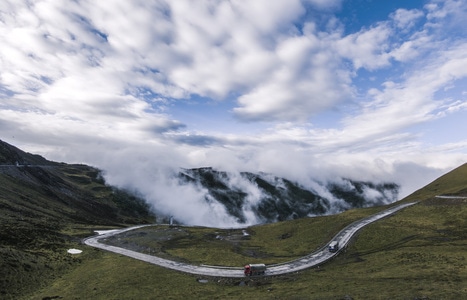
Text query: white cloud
425 0 466 21
1 0 467 225
391 8 424 29
335 43 467 149
336 24 392 70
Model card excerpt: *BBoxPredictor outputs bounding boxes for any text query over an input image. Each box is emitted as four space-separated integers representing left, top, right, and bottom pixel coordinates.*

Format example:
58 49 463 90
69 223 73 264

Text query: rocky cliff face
178 167 399 224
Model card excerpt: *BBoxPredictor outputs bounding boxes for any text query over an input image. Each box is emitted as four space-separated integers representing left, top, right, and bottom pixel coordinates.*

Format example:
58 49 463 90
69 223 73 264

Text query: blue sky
1 0 466 208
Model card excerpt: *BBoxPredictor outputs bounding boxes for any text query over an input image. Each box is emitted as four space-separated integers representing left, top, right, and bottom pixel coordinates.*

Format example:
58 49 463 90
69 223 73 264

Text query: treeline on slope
0 139 155 299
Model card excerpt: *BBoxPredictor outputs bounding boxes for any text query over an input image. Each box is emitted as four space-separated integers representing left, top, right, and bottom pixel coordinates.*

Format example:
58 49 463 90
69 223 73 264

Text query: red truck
244 263 266 276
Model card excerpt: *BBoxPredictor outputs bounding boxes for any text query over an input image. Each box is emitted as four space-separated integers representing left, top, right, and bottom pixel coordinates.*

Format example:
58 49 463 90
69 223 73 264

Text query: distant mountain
1 138 465 299
0 140 154 226
178 167 400 224
0 139 155 298
0 139 400 228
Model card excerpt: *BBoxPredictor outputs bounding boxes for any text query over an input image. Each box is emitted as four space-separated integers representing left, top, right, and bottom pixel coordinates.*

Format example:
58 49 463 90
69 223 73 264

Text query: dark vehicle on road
244 263 266 276
328 241 339 252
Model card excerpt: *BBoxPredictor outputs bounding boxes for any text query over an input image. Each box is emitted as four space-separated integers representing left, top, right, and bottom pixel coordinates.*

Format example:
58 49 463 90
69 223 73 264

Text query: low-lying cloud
1 0 466 226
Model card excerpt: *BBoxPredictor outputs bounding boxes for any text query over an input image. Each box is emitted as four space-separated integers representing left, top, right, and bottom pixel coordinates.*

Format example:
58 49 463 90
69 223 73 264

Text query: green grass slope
0 140 155 299
403 163 467 202
101 206 383 266
29 163 466 299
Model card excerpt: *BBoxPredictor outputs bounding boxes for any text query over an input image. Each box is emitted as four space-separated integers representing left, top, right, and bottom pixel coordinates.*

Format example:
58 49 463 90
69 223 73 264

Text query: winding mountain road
84 202 417 277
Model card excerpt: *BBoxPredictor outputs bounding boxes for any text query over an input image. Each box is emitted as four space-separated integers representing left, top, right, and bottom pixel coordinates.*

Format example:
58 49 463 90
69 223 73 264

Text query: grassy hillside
102 206 383 266
0 141 155 299
402 163 467 202
28 164 467 299
2 138 465 299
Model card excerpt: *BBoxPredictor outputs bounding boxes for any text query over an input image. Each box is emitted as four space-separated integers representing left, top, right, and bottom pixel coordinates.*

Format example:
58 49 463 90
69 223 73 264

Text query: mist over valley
168 167 399 226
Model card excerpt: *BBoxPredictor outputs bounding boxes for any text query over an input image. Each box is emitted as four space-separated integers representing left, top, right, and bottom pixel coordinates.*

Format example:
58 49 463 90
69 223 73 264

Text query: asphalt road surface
84 202 417 278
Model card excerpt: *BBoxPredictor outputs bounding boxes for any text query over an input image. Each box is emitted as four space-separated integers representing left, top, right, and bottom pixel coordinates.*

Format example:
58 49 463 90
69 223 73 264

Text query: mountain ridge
0 139 155 298
0 139 465 299
0 139 56 166
177 166 399 224
0 139 401 226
